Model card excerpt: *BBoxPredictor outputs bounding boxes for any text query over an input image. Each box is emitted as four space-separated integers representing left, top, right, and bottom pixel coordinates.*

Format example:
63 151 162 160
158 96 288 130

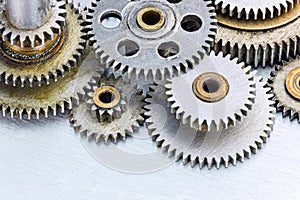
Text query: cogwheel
87 0 217 81
145 78 275 169
0 51 104 119
268 57 300 122
214 1 300 67
67 0 91 18
165 51 256 132
0 5 86 87
0 0 66 48
214 0 297 20
69 71 145 143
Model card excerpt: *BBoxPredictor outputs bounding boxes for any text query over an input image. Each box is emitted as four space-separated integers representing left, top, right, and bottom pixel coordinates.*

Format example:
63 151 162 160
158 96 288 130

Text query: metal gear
214 1 300 67
69 72 145 143
0 0 66 48
0 5 86 87
87 0 217 81
145 78 275 169
214 0 297 20
0 51 103 119
165 52 256 132
268 57 300 122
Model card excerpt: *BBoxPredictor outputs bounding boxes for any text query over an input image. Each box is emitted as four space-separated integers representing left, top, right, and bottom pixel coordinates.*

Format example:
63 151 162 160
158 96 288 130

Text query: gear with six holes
165 52 256 132
70 71 145 143
214 0 300 67
87 0 217 80
268 57 300 122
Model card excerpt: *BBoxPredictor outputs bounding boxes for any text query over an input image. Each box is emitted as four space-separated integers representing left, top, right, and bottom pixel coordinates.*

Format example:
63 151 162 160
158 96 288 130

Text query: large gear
87 0 217 80
165 52 256 132
0 51 103 119
214 0 300 67
214 0 297 20
0 0 66 48
69 72 145 143
145 78 275 169
0 4 86 87
268 57 300 122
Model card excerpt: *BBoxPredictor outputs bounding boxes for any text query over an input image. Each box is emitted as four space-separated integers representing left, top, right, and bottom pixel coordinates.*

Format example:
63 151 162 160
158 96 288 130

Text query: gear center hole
142 10 161 26
202 79 220 94
99 91 115 104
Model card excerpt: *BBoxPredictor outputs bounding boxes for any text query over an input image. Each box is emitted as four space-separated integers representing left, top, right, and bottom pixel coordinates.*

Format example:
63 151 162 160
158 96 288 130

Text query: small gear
0 51 103 119
268 57 300 122
87 0 217 80
0 4 86 87
165 52 256 132
214 0 297 20
67 0 91 18
70 72 145 143
145 78 275 169
214 1 300 67
0 0 66 48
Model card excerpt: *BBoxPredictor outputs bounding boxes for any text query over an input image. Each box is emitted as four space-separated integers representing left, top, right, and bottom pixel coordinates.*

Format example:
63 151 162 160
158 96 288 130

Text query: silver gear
268 57 300 122
0 51 103 119
0 5 86 87
0 0 66 48
145 78 275 169
214 0 297 20
88 0 217 81
67 0 91 19
214 1 300 67
165 52 256 132
69 72 145 143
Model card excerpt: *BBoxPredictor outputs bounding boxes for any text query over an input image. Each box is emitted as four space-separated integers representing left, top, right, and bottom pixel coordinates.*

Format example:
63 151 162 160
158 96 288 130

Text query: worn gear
0 5 86 87
165 52 256 132
214 1 300 67
0 51 103 119
87 0 217 81
0 0 66 48
145 78 275 169
268 57 300 122
214 0 297 20
70 72 145 143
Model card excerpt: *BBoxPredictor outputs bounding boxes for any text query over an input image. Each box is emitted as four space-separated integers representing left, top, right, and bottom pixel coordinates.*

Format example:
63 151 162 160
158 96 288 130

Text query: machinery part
0 51 103 119
214 2 300 67
145 78 275 169
1 0 66 48
88 0 217 80
70 72 145 143
268 57 300 122
214 0 297 20
67 0 91 18
0 5 86 87
165 52 256 132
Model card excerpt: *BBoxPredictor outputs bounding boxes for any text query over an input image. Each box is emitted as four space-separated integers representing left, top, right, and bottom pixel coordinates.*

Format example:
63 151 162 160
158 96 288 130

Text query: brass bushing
193 72 230 103
93 86 121 109
137 7 165 32
285 67 300 100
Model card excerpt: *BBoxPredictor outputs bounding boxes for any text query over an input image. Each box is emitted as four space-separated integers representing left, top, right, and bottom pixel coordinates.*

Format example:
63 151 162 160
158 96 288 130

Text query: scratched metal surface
1 0 300 199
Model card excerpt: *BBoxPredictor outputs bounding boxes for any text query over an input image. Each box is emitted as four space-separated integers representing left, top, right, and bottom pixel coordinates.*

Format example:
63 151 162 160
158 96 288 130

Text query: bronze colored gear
0 5 86 87
268 57 300 122
0 51 104 119
214 2 300 67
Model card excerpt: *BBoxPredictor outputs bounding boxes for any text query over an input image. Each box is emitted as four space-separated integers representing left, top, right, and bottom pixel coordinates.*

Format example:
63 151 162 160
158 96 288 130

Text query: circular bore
137 7 165 32
193 72 230 103
93 86 121 109
285 67 300 100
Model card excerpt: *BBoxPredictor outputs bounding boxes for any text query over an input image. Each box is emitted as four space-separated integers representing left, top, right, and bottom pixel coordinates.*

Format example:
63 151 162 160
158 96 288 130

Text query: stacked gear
70 71 145 143
214 0 300 67
145 52 275 168
0 0 97 119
